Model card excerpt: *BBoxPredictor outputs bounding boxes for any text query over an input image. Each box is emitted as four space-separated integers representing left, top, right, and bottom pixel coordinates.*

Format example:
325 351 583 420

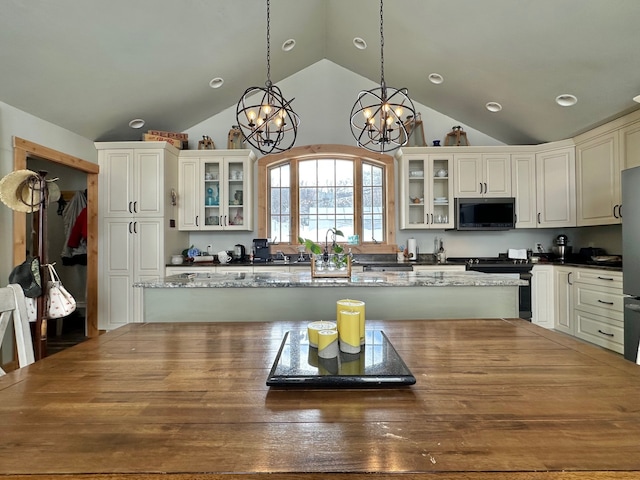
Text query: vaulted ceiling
1 0 639 145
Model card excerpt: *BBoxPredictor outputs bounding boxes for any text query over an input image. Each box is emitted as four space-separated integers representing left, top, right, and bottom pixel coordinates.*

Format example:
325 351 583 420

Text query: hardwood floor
46 311 88 355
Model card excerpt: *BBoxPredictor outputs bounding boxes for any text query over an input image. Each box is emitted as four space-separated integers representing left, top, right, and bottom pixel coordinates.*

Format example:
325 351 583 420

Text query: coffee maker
253 238 270 262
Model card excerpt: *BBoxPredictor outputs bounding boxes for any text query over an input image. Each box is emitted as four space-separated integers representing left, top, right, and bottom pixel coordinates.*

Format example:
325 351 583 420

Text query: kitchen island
2 319 640 479
135 270 525 322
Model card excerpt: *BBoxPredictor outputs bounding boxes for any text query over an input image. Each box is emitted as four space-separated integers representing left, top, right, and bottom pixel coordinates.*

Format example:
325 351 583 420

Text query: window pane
336 160 353 186
317 160 335 186
270 168 280 188
362 163 372 187
281 187 290 214
372 165 382 186
299 160 316 186
319 187 335 209
270 189 280 214
299 187 317 214
280 164 290 188
336 186 354 212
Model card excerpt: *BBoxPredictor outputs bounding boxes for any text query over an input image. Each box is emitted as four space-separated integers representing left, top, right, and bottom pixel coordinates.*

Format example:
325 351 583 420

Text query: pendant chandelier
350 0 416 153
236 0 299 155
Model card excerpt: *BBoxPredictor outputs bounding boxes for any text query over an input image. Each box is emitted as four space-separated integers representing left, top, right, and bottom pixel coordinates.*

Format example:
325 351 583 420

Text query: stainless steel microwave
454 197 516 231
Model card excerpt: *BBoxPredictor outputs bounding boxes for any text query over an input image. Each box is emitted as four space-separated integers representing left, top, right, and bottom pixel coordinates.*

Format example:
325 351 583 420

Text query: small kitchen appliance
253 238 270 262
233 244 246 262
554 234 570 262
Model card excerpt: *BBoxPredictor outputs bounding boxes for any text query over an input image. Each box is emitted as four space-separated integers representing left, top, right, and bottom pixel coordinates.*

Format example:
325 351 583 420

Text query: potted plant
299 228 349 273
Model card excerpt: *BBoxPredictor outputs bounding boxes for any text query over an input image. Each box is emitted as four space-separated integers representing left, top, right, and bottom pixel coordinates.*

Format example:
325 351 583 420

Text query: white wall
0 100 97 283
185 59 505 151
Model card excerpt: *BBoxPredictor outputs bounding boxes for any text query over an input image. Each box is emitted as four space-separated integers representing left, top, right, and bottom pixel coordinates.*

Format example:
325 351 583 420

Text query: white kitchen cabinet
620 120 640 169
534 145 576 228
572 269 624 353
453 153 511 198
396 149 454 229
165 267 216 276
511 153 537 228
554 266 574 334
412 265 465 272
575 131 621 226
97 142 187 331
97 145 169 218
178 149 256 231
531 264 554 329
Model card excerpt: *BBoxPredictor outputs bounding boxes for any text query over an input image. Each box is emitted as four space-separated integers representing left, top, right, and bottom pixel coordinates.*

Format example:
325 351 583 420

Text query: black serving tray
266 330 416 388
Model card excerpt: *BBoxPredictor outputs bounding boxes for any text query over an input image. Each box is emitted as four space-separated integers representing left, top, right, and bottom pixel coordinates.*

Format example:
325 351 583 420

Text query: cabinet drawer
413 265 466 272
573 284 624 316
574 269 622 290
575 310 623 353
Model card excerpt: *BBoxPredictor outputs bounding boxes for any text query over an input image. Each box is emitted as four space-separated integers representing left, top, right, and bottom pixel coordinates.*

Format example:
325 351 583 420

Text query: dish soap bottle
437 239 446 264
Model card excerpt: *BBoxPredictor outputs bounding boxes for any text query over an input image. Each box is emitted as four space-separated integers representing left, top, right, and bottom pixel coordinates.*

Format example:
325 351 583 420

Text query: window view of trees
261 146 393 250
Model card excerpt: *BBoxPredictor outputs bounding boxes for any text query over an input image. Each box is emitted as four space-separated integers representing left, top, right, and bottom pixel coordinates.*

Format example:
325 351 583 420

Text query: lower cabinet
554 266 574 334
412 265 466 272
572 269 624 353
531 265 554 329
532 265 623 353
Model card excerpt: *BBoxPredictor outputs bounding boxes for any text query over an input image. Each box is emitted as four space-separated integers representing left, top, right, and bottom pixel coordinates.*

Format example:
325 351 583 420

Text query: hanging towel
61 191 87 265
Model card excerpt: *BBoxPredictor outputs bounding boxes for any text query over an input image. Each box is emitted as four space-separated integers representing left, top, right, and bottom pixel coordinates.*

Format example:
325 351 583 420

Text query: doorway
11 137 100 337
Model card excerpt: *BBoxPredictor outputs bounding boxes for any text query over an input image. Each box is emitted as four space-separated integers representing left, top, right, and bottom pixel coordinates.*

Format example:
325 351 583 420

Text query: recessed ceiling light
486 102 502 112
282 39 296 52
353 37 367 50
634 94 640 103
555 94 577 107
128 119 145 129
209 77 224 89
428 73 444 85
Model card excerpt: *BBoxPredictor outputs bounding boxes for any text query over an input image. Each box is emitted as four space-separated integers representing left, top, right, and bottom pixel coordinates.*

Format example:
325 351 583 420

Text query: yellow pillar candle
338 310 361 354
307 321 336 348
337 299 366 345
317 329 339 359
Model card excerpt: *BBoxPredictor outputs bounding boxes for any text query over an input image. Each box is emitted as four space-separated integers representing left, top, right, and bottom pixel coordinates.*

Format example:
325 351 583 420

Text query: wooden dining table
1 318 640 480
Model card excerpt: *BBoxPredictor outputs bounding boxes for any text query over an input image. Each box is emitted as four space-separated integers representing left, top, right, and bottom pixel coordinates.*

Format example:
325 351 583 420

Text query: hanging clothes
61 190 87 265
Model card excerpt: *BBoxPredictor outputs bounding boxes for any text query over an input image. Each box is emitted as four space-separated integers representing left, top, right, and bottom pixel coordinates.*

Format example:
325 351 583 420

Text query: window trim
258 144 397 254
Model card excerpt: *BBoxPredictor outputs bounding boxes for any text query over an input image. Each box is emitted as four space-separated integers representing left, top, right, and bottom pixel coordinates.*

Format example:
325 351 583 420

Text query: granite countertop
135 270 527 289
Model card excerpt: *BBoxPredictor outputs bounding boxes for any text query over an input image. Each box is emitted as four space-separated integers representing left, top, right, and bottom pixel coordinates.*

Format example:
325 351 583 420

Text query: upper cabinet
511 152 537 228
178 150 256 231
575 131 621 226
535 144 576 228
620 120 640 170
97 145 171 218
453 153 511 198
397 149 453 229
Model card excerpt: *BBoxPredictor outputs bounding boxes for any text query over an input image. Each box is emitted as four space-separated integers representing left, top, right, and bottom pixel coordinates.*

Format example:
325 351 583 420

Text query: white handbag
46 264 76 319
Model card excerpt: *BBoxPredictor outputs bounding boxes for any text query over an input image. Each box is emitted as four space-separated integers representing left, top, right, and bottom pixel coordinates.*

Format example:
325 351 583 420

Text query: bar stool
0 284 36 375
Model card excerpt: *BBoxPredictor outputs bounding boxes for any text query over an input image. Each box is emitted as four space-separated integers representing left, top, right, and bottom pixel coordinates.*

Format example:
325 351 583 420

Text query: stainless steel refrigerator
622 165 640 362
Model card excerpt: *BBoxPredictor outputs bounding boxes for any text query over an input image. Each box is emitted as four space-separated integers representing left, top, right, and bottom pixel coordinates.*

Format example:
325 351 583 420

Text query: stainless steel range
448 256 533 320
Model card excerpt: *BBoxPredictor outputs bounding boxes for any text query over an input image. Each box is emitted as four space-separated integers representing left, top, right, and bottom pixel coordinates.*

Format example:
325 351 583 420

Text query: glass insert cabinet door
201 157 249 230
399 152 454 230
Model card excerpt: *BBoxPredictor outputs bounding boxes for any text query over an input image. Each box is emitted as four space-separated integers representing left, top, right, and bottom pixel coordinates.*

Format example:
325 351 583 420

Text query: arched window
257 145 397 254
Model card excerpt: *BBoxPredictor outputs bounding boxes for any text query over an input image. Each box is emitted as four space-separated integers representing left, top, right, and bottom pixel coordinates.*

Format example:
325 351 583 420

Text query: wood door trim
12 137 100 337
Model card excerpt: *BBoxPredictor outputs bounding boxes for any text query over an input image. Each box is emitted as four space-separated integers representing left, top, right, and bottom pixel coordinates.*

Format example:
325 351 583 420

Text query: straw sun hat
0 169 60 213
